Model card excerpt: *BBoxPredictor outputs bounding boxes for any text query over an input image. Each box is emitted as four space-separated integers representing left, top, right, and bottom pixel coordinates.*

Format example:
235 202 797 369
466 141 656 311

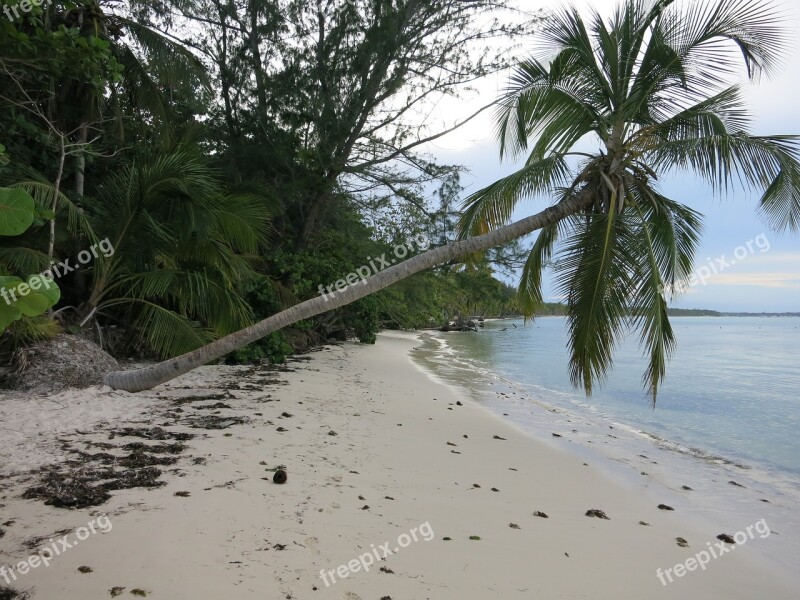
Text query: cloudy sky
423 0 800 312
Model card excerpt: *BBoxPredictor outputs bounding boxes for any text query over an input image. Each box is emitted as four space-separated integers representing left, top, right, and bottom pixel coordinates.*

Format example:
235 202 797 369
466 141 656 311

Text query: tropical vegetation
1 0 797 403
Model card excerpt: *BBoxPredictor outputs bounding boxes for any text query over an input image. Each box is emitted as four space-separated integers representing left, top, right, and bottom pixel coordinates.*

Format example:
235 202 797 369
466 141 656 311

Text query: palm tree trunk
105 190 593 391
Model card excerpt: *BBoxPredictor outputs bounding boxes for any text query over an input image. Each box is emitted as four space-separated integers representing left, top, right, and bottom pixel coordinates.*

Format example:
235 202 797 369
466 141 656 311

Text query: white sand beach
0 332 797 599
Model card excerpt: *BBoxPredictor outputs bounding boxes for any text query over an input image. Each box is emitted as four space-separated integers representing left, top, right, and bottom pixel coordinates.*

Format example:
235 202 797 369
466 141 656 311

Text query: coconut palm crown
459 0 800 404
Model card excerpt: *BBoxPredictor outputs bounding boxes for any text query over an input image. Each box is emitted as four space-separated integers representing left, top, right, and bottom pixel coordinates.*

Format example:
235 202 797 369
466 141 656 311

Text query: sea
410 316 800 580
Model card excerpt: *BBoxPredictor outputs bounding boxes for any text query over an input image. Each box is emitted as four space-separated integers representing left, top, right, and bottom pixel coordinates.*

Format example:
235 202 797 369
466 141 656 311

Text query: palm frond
555 207 635 395
647 132 800 230
118 17 210 92
124 299 215 358
516 222 559 318
458 155 571 236
0 246 52 275
627 194 700 403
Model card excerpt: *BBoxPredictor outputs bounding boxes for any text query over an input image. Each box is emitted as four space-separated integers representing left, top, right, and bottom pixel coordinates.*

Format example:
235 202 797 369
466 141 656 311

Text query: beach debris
676 537 689 548
361 505 370 510
456 401 463 406
379 566 394 574
123 441 186 454
443 537 452 541
130 590 148 597
585 509 610 520
451 450 461 454
681 485 693 491
565 552 570 557
491 487 500 492
276 427 288 432
463 434 469 438
116 450 178 469
273 543 287 550
641 471 648 475
533 511 549 519
111 427 193 441
78 566 93 573
281 412 293 418
381 596 392 600
639 521 650 526
103 468 164 492
509 523 520 529
23 471 111 508
760 498 771 503
729 480 745 488
493 435 506 440
509 467 517 471
110 588 125 598
717 534 736 544
0 587 30 600
657 504 675 511
473 483 481 488
469 535 481 541
273 470 288 484
552 433 562 438
447 442 457 446
328 430 338 436
22 529 72 551
385 496 395 500
194 402 232 410
174 491 191 497
187 416 249 430
358 495 366 501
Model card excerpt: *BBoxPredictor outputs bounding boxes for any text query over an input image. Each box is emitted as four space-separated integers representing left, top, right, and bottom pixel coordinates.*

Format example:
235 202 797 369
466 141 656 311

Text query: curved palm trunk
105 191 593 391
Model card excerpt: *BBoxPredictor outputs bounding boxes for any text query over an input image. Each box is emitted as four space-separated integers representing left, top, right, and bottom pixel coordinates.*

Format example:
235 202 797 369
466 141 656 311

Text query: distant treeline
521 305 799 318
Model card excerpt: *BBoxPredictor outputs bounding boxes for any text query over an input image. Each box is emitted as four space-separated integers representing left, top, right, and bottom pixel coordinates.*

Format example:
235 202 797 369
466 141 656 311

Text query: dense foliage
0 0 533 362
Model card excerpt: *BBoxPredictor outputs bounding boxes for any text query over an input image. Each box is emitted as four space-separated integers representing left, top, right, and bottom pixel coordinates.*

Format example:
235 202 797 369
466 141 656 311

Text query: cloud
706 273 800 289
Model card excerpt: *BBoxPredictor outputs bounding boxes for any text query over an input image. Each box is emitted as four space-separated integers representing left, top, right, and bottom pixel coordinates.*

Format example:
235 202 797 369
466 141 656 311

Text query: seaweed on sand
23 464 166 508
122 441 186 454
110 427 194 441
22 471 112 508
0 587 30 600
186 416 250 430
100 467 164 491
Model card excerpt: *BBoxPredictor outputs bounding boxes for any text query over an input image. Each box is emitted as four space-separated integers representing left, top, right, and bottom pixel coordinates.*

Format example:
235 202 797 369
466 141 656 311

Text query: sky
421 0 800 312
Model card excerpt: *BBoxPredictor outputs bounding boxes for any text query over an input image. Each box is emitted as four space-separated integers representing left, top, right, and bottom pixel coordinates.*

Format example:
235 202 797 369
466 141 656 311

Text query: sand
0 331 797 599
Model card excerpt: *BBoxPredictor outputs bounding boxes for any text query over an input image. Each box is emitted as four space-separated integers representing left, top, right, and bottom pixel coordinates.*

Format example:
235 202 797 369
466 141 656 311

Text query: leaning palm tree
106 0 800 393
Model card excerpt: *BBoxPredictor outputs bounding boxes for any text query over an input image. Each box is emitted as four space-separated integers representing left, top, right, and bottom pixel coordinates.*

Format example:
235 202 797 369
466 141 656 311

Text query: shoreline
1 333 797 598
410 330 800 582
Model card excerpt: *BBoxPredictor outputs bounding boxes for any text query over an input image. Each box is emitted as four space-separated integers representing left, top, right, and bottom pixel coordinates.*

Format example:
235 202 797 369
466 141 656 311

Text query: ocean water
409 316 800 579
